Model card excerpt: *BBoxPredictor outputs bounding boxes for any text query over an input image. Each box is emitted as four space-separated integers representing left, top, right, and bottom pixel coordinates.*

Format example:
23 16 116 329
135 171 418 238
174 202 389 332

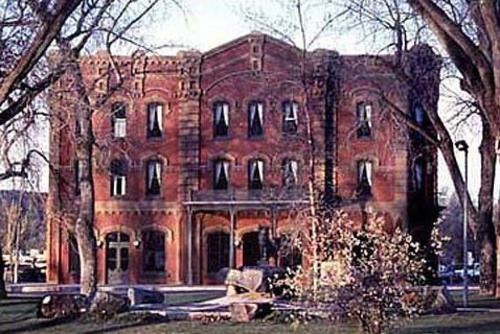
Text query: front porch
183 188 307 285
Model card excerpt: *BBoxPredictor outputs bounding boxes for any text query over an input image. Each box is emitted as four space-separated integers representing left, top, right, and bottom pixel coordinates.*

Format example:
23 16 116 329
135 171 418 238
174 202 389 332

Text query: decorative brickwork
47 32 439 285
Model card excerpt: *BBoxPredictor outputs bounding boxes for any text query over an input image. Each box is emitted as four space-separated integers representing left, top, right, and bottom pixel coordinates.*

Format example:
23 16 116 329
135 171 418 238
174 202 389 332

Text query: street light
455 139 469 308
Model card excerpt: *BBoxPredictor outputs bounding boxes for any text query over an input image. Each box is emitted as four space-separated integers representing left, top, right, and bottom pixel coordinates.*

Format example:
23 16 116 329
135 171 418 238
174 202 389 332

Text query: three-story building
46 32 439 285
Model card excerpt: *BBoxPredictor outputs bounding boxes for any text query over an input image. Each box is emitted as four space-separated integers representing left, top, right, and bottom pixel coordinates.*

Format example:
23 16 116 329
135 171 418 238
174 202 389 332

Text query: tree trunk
0 244 6 299
478 120 497 295
66 49 98 302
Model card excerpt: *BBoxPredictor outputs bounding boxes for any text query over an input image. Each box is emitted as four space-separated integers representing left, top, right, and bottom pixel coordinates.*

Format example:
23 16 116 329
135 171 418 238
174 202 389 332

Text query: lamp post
455 139 469 307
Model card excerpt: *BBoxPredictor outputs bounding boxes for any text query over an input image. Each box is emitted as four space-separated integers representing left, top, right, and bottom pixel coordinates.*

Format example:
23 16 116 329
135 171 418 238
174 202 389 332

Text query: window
357 160 373 196
282 159 299 187
147 103 163 138
112 103 126 138
142 231 165 272
213 159 230 190
68 234 80 273
356 103 372 138
413 158 425 192
213 101 229 137
248 159 264 190
146 160 162 196
207 231 230 276
282 101 298 134
413 103 425 125
248 101 264 137
110 159 127 197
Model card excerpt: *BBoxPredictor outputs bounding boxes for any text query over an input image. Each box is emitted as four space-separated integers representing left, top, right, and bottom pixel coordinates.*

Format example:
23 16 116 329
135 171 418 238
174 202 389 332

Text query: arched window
248 101 264 137
142 230 165 273
356 102 372 138
110 159 127 197
146 159 162 196
213 101 229 137
357 159 373 196
111 102 127 138
213 159 230 190
248 159 264 190
282 158 299 187
282 101 299 134
147 102 163 138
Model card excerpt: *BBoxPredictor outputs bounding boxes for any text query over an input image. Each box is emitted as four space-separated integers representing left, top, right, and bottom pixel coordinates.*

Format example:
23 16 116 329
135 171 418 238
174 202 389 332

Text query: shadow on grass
0 316 33 326
80 318 165 334
0 316 78 334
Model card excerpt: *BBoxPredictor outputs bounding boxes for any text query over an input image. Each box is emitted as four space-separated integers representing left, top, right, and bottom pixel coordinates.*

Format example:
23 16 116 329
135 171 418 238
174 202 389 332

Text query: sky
3 0 498 201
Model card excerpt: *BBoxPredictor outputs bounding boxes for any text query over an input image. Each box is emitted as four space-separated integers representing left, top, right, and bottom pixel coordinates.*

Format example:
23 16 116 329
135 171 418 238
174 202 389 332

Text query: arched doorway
206 231 229 281
243 231 260 267
106 232 130 284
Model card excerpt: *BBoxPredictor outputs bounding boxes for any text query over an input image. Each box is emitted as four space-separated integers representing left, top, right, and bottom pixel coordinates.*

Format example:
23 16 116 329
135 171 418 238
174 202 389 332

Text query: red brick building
46 32 439 285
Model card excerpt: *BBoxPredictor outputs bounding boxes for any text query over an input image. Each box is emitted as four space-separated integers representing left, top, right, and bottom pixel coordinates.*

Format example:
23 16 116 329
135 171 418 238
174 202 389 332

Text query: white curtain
365 104 373 128
365 161 373 186
222 103 229 126
290 160 298 182
156 104 163 131
155 162 162 185
148 162 155 188
215 161 222 183
250 161 257 181
122 176 127 195
148 104 156 130
250 104 256 124
222 161 229 179
257 160 264 181
292 102 298 124
257 103 264 125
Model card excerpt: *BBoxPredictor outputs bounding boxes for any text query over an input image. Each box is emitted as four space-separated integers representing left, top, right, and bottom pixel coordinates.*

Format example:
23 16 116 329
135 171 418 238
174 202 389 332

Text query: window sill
357 136 374 141
110 195 127 200
247 135 265 140
145 194 163 200
213 135 231 141
146 136 164 142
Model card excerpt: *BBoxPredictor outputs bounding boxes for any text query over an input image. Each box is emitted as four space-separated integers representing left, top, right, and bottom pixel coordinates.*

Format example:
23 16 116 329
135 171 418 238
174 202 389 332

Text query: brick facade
47 32 439 285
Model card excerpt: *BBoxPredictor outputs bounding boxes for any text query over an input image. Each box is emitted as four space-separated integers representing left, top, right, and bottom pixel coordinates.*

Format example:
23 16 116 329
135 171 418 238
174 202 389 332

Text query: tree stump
229 301 272 322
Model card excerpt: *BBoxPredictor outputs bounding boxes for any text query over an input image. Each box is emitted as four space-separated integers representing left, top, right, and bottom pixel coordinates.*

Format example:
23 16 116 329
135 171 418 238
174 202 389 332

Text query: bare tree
0 0 182 301
323 0 499 296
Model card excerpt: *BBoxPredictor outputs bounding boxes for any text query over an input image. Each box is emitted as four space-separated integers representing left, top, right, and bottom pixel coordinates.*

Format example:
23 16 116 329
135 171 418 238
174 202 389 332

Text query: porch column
187 206 193 285
229 208 236 269
271 206 277 238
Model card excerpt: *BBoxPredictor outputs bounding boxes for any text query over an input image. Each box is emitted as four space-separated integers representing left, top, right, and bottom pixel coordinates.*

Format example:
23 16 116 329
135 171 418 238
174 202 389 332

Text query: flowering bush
273 210 438 334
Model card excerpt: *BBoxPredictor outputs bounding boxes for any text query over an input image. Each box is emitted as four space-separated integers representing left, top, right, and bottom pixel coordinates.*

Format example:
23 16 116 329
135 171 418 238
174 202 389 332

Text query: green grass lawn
1 292 500 334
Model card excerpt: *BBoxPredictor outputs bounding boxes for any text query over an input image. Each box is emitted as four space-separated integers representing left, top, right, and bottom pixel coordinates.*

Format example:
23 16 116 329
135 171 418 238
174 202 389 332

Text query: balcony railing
187 187 308 204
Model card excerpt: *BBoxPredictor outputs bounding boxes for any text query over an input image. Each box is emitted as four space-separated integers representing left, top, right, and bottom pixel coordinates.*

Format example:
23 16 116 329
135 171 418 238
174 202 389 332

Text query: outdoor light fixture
455 139 469 308
96 240 104 248
133 240 141 248
234 238 242 248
